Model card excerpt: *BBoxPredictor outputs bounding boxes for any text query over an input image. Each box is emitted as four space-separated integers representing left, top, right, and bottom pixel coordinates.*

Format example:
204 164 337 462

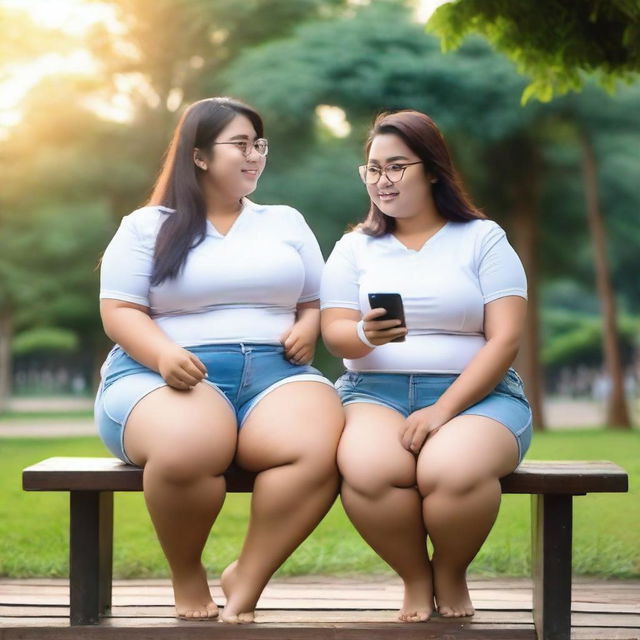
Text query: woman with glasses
321 110 531 622
95 97 343 623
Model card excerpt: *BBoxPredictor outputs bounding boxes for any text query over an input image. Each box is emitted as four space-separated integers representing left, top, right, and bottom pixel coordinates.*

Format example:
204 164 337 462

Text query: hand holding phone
365 292 407 343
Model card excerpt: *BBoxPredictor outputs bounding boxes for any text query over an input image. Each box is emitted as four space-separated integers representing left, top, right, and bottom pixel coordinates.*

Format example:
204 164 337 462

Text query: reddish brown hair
360 110 484 236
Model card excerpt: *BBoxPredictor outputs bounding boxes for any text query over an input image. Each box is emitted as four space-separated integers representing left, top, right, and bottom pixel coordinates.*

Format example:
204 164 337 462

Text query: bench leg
531 494 573 640
70 491 114 625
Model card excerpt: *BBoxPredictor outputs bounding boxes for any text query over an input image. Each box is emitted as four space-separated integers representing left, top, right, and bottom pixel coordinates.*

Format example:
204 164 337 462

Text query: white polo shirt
320 219 527 373
100 199 325 346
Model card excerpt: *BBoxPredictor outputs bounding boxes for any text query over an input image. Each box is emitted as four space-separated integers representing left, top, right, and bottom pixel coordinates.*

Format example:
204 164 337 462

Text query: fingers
189 353 208 377
401 417 428 453
286 342 313 364
363 307 389 321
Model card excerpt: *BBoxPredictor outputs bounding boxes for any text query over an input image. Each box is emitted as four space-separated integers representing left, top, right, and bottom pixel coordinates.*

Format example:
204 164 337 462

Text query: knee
417 467 494 498
338 456 409 500
146 448 230 485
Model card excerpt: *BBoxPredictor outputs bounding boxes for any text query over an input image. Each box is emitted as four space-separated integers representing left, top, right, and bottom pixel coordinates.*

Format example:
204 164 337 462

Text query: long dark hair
360 110 484 236
148 97 264 285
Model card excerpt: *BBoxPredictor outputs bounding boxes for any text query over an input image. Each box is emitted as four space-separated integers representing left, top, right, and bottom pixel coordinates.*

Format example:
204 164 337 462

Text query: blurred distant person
95 97 343 623
321 110 531 621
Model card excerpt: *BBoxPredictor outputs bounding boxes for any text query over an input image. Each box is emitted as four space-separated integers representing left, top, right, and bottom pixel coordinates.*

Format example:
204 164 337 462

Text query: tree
428 0 640 102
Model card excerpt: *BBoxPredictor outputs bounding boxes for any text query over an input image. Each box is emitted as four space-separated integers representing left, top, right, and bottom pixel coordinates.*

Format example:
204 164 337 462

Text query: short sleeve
320 234 361 311
99 213 154 307
290 209 325 303
477 223 527 303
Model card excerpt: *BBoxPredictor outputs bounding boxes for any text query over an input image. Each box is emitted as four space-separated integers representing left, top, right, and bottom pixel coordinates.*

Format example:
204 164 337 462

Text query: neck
394 207 444 237
207 198 244 219
200 182 244 218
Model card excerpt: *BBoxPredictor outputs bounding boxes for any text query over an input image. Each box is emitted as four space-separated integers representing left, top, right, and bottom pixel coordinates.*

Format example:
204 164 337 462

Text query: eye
233 141 249 152
386 164 404 171
366 166 381 174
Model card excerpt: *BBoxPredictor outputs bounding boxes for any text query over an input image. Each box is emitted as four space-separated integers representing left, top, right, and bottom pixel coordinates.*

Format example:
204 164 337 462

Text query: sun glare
0 0 121 132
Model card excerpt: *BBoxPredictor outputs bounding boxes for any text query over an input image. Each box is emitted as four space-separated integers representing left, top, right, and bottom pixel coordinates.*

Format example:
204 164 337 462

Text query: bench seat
22 457 628 639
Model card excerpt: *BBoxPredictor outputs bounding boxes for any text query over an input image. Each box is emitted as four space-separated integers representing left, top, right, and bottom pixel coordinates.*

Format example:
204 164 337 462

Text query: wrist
432 399 456 422
356 320 376 349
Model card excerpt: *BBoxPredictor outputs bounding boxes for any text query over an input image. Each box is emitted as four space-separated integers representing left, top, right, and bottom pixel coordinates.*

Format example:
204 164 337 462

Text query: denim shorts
95 343 333 465
335 368 532 463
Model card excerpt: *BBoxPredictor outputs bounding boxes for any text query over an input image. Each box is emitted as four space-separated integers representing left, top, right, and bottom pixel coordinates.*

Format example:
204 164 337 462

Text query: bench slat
23 457 628 495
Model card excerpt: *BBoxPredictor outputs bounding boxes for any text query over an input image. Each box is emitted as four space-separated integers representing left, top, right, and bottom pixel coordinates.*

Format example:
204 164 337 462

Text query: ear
193 149 207 171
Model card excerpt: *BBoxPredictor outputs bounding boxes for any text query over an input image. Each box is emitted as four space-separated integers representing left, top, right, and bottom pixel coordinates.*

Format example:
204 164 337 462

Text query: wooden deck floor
1 576 639 639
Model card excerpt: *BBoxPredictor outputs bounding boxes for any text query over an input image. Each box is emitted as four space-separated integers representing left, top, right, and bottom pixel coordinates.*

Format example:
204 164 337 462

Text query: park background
0 0 638 580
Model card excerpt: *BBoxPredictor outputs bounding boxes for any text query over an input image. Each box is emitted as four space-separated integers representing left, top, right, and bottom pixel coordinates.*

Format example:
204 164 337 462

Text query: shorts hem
460 409 532 464
118 380 167 466
341 398 409 417
239 374 334 426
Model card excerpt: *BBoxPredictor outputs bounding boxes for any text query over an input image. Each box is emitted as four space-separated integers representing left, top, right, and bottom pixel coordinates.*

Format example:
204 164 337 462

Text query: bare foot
398 577 434 623
220 560 256 624
432 557 474 618
173 563 219 621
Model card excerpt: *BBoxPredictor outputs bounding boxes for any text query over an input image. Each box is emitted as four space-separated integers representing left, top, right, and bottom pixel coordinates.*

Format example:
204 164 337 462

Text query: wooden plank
23 458 629 495
500 461 628 494
0 622 537 640
22 459 255 493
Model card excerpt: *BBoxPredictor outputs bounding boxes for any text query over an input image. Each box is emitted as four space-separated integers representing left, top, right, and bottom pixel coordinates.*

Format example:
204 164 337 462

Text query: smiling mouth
378 191 399 199
242 169 259 176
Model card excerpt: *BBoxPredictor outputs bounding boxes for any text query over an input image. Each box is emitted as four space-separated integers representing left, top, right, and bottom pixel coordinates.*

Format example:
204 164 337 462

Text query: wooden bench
22 457 628 639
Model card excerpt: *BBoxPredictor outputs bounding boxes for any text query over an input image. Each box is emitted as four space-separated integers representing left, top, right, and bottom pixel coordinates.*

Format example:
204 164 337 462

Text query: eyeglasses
212 138 269 157
358 161 422 185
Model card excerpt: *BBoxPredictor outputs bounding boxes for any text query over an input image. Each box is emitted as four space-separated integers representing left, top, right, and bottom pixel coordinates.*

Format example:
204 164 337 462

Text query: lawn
0 429 638 579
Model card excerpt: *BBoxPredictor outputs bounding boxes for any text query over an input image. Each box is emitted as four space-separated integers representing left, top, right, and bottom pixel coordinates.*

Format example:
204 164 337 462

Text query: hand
360 307 408 346
281 320 317 364
400 404 452 453
156 344 207 390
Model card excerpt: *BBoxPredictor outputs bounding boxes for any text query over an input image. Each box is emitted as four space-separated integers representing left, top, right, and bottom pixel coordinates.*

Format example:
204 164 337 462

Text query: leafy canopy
427 0 640 102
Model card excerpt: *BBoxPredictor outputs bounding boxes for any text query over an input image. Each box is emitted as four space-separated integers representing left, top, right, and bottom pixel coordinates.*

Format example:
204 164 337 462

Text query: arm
400 295 527 451
321 307 408 359
101 299 207 390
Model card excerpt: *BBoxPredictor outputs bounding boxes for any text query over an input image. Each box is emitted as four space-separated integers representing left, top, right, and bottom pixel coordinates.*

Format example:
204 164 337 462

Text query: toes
398 610 431 623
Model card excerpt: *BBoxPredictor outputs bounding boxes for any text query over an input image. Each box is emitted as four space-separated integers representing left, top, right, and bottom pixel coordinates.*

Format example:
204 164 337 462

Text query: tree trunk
510 157 546 431
578 129 632 429
0 306 13 414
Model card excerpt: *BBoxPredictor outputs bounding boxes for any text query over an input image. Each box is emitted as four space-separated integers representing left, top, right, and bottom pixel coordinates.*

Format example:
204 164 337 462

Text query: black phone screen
367 292 406 342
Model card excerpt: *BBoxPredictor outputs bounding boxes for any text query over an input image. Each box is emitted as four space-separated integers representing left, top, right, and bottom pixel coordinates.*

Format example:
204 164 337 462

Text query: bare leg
339 404 434 623
417 415 519 617
123 383 237 620
220 382 343 623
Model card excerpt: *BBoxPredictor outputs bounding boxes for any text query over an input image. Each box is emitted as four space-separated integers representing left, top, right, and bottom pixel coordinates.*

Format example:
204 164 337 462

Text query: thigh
416 415 519 496
124 381 238 475
236 381 344 472
338 403 417 495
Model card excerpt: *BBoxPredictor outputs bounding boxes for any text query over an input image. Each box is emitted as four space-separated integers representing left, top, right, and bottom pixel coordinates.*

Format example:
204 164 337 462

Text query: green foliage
12 328 78 356
542 308 639 368
428 0 640 102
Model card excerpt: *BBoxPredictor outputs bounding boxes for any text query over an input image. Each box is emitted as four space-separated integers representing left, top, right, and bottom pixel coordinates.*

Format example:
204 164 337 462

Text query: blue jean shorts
335 368 532 463
95 343 333 465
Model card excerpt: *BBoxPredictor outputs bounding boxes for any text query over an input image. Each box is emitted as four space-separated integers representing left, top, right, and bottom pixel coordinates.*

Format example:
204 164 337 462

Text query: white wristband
356 320 376 349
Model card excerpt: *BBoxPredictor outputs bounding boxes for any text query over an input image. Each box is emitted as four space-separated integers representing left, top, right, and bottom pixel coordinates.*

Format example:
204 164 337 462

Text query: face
197 114 266 201
364 133 432 220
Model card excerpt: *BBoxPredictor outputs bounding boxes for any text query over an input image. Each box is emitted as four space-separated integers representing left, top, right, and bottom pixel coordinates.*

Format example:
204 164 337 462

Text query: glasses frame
212 138 269 157
358 160 423 185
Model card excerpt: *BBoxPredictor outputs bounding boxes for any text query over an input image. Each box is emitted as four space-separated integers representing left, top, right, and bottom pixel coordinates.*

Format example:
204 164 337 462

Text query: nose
377 172 393 188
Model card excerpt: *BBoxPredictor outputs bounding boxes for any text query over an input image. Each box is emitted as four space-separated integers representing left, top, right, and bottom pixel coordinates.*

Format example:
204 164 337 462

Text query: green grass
0 430 638 579
0 411 93 421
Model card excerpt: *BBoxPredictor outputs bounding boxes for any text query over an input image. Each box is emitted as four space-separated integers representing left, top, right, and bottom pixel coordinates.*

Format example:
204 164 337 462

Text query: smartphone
367 292 406 343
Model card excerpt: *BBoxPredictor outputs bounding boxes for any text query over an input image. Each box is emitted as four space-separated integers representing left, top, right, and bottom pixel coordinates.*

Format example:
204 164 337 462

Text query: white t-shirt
100 199 325 346
320 219 527 373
